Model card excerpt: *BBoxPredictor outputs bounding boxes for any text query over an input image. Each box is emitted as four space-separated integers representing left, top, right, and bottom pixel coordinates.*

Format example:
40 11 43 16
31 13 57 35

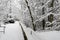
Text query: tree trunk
48 0 54 27
42 3 46 30
24 0 36 31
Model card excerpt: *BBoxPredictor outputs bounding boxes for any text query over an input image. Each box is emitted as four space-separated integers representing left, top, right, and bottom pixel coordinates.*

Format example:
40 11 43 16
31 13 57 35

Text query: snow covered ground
20 22 41 40
0 21 60 40
21 22 60 40
0 21 24 40
36 31 60 40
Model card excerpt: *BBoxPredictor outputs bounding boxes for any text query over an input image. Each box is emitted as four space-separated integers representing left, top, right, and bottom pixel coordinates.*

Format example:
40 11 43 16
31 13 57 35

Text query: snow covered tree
48 0 54 27
24 0 36 31
42 3 46 30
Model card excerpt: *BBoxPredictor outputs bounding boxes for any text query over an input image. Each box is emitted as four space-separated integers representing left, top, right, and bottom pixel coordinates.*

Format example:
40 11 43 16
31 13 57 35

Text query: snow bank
36 31 60 40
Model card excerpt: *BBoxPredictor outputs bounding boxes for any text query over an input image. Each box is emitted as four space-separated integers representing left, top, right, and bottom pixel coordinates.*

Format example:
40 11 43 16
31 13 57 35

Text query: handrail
19 23 28 40
19 22 41 40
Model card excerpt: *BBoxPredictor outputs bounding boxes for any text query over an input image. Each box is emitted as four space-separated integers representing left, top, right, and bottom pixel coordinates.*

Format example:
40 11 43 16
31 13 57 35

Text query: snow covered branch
34 12 53 24
40 0 52 9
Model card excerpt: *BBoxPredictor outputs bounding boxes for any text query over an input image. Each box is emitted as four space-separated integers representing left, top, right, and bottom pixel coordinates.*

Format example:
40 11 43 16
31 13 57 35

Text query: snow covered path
0 21 24 40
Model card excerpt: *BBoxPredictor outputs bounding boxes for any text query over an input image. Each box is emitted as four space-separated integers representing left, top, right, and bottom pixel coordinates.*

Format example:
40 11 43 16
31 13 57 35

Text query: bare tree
42 3 46 30
24 0 36 31
48 0 54 27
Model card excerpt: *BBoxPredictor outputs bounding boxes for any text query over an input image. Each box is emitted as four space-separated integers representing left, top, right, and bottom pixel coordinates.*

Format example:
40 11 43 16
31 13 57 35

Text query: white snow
20 22 60 40
0 21 24 40
20 22 41 40
0 21 60 40
36 31 60 40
